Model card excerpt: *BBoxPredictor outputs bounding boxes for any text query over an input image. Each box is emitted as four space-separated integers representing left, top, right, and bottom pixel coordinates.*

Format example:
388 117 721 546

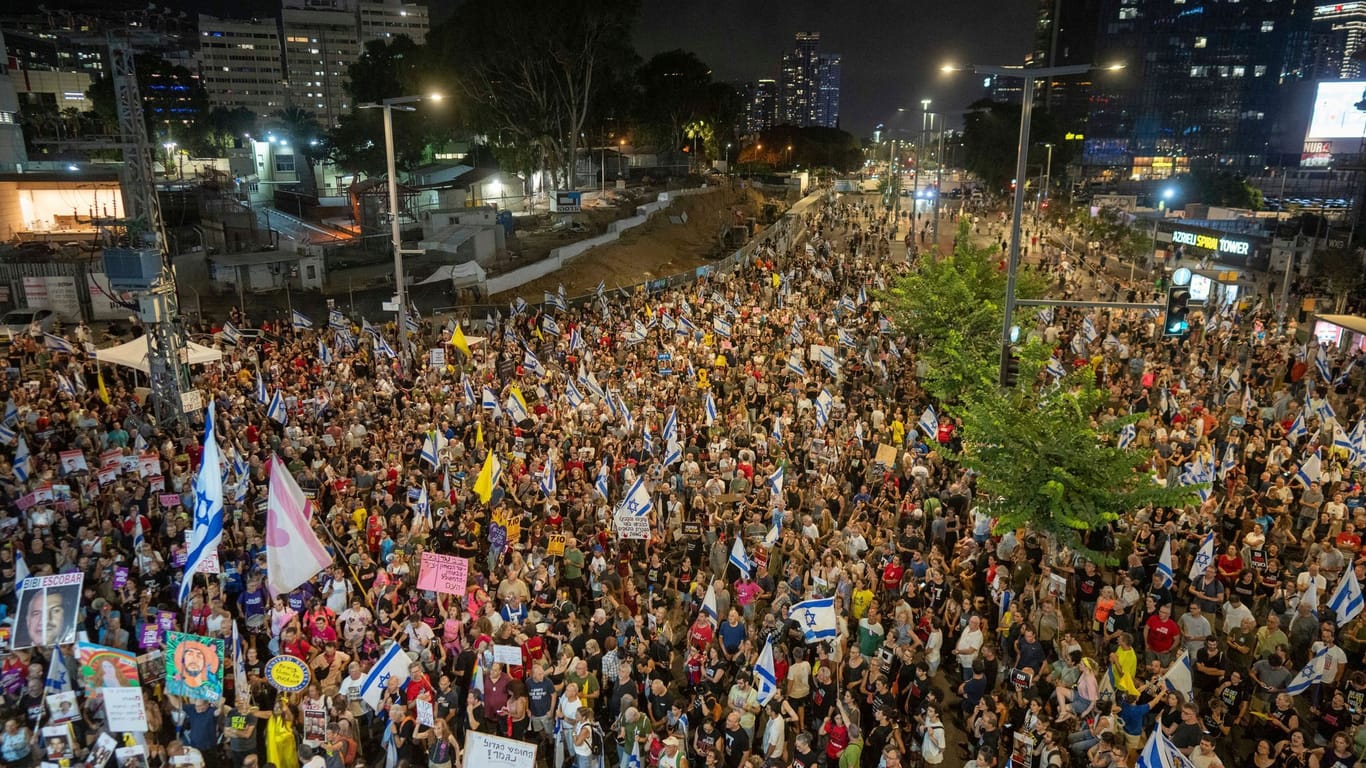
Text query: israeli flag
1286 646 1330 696
362 318 380 339
540 452 557 498
771 415 782 444
523 349 546 378
1082 316 1098 342
1118 424 1136 450
617 475 653 517
1329 568 1365 625
1295 451 1322 487
1335 357 1357 387
565 379 585 408
1038 306 1054 325
45 645 72 695
838 327 857 349
595 280 605 299
56 373 75 398
43 333 75 354
2 398 16 427
14 435 31 483
789 325 804 347
221 321 242 345
594 465 610 500
1188 531 1215 581
481 386 499 411
328 310 347 331
318 341 334 365
462 378 476 408
232 447 249 479
918 406 939 440
642 424 654 454
180 402 225 604
413 484 430 522
0 422 15 445
255 370 268 404
755 638 779 705
767 464 785 496
857 284 868 306
704 392 718 426
701 583 719 623
266 390 288 425
375 336 398 359
815 389 833 427
1156 537 1175 588
1135 725 1195 768
292 309 313 330
838 296 857 314
569 327 585 351
1071 331 1087 356
359 642 413 710
1218 444 1237 480
420 433 439 469
785 354 807 378
1287 412 1307 443
713 316 732 339
662 407 678 446
1242 385 1255 414
544 291 566 312
1316 354 1334 384
728 537 753 579
405 314 421 333
819 348 840 375
663 439 682 467
789 597 838 643
1046 357 1067 379
505 391 531 423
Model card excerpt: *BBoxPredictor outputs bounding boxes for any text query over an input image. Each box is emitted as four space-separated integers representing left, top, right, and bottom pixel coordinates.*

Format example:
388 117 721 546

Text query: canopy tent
95 337 224 374
418 261 486 289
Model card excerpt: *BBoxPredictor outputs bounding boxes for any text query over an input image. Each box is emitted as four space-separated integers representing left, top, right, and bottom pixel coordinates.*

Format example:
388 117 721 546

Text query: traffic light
1163 285 1191 336
999 344 1021 387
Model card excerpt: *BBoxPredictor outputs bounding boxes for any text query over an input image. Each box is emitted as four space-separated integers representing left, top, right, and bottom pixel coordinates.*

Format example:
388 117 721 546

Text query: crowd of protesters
0 188 1361 768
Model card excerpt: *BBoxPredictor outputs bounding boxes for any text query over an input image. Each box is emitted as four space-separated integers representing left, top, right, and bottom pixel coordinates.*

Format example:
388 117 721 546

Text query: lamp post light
914 99 930 222
358 93 442 364
942 61 1123 386
1040 142 1055 215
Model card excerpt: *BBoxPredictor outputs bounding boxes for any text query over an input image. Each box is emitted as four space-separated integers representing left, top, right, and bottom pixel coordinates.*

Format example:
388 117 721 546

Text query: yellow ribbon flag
473 450 501 504
507 386 530 422
97 370 111 405
451 325 472 358
475 422 483 446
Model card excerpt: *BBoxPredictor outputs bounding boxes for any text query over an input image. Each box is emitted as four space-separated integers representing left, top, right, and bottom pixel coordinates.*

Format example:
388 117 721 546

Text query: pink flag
265 455 333 596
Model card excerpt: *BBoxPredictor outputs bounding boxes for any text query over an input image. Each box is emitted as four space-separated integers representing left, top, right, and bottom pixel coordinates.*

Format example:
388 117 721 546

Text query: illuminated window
274 154 296 173
1254 65 1267 76
1261 20 1274 31
1232 66 1245 77
1194 36 1207 48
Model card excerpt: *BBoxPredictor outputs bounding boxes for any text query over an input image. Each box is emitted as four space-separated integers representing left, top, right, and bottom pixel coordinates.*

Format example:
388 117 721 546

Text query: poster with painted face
11 573 83 650
77 641 141 689
164 632 224 702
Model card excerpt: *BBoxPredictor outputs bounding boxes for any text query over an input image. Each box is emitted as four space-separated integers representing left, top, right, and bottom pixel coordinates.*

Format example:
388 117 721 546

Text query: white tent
95 337 224 374
418 262 486 289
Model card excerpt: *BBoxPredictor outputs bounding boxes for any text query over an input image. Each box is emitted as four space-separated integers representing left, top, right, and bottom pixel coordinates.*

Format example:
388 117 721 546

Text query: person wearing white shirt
954 615 985 681
1221 595 1254 636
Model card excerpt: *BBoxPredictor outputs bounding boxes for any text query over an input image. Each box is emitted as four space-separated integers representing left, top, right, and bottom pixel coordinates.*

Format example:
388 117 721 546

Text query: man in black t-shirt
721 711 750 768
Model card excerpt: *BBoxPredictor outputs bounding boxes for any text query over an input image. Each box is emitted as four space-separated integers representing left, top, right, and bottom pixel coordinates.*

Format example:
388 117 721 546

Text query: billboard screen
1306 81 1366 141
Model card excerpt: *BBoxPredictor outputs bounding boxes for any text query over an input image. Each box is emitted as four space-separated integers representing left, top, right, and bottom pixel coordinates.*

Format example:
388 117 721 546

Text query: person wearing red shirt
688 614 714 652
405 661 436 703
882 561 905 594
1143 604 1180 664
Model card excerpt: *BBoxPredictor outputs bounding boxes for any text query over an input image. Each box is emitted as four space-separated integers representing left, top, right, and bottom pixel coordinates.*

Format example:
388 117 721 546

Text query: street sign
552 191 582 214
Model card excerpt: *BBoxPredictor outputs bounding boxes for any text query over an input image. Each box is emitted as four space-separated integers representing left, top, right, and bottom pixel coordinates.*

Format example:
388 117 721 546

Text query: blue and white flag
1039 306 1054 325
1316 354 1334 384
663 439 682 468
420 433 439 469
221 321 242 345
511 297 528 316
642 424 654 455
1046 357 1067 380
413 484 430 522
771 415 782 444
266 390 288 425
1330 569 1365 625
728 537 753 579
544 290 567 312
569 327 585 351
1218 444 1237 480
616 475 653 517
819 348 840 375
318 341 334 365
767 464 785 497
14 435 31 482
704 392 718 426
857 284 868 306
1135 725 1195 768
918 406 939 440
45 645 71 695
1155 536 1175 589
328 310 347 331
594 465 610 500
405 314 421 333
755 638 779 705
701 583 719 623
1335 357 1357 387
837 327 856 349
481 386 499 411
785 354 807 378
1287 412 1307 443
539 452 557 498
2 398 16 427
815 389 833 428
0 422 15 445
788 325 804 347
1295 451 1322 487
44 334 75 354
1082 316 1098 343
713 316 732 339
255 370 268 404
374 336 398 359
595 280 605 299
565 379 585 409
1118 424 1136 450
1189 531 1215 581
662 408 678 446
361 318 380 339
179 402 225 605
359 642 413 710
56 374 75 398
789 597 838 643
1286 646 1330 696
292 309 313 330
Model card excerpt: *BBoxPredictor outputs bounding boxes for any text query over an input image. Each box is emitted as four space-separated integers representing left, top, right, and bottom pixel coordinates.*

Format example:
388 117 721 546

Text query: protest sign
429 348 445 369
164 632 224 702
302 707 327 745
77 642 140 688
41 725 74 760
493 645 523 666
416 553 469 596
264 656 311 692
59 450 88 474
136 652 164 684
112 567 129 590
116 746 148 768
415 699 434 727
103 687 150 732
463 732 536 768
12 573 84 649
47 691 79 722
612 511 651 540
139 626 159 650
546 533 566 556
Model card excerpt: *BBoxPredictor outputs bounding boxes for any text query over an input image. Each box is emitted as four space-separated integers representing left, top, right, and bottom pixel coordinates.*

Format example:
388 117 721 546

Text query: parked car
0 308 60 336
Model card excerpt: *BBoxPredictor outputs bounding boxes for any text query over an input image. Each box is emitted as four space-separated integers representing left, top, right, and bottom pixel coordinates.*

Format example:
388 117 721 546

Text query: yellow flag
473 450 501 504
97 370 110 405
507 386 529 420
771 273 781 289
451 325 472 358
475 422 483 446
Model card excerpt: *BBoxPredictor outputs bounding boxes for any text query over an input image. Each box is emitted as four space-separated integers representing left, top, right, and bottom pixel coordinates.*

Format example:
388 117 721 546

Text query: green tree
634 50 714 154
202 107 258 155
961 98 1071 195
957 363 1199 563
879 219 1046 402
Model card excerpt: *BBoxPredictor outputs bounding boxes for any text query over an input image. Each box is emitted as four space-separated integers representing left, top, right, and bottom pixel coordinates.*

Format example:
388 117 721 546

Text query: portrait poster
45 691 79 723
11 573 83 649
302 707 327 745
40 725 74 761
78 641 141 688
115 746 148 768
163 632 224 702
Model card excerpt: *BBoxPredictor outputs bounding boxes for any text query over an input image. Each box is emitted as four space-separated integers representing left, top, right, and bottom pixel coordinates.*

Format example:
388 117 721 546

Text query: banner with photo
78 642 141 688
164 632 224 702
11 573 83 649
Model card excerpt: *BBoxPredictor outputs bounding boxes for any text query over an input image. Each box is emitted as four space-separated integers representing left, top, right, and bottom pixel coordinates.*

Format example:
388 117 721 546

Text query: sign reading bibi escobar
11 573 83 649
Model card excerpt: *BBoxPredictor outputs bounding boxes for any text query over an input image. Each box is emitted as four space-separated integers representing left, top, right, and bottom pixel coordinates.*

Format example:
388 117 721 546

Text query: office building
779 32 840 128
281 0 363 127
1309 2 1366 79
744 79 778 133
358 0 429 45
1028 0 1099 129
0 31 27 173
198 15 287 117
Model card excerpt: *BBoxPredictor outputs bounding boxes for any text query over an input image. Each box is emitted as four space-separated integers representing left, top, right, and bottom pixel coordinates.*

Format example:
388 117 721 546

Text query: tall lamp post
942 62 1122 385
1040 142 1055 214
914 99 930 222
359 93 442 364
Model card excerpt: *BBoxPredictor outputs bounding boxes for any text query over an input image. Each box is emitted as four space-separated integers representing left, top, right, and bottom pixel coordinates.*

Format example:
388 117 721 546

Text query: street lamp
358 93 443 364
942 61 1123 385
786 144 793 166
1040 142 1055 214
725 142 732 170
163 141 179 179
914 100 931 216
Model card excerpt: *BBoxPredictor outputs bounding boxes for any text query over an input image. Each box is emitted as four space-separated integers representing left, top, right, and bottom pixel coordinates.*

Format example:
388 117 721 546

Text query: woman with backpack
572 707 604 768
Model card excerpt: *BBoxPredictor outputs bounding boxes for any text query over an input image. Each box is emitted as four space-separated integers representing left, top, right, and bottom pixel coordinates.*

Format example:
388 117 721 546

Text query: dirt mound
493 186 769 301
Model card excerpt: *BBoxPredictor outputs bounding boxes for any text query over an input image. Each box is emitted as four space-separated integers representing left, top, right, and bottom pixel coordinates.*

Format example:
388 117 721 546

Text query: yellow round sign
265 655 310 692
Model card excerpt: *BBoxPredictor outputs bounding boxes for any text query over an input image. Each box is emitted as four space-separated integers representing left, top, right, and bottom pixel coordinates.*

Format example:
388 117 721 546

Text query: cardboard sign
429 348 445 369
159 494 182 508
113 567 129 590
493 644 523 666
681 521 703 538
302 707 327 745
416 552 469 596
139 626 159 650
415 699 435 727
164 632 225 702
613 512 651 540
546 533 566 557
464 732 537 768
874 443 897 467
103 687 150 732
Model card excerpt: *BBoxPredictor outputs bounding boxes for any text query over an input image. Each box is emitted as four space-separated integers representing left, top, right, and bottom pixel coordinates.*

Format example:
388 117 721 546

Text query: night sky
634 0 1038 138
